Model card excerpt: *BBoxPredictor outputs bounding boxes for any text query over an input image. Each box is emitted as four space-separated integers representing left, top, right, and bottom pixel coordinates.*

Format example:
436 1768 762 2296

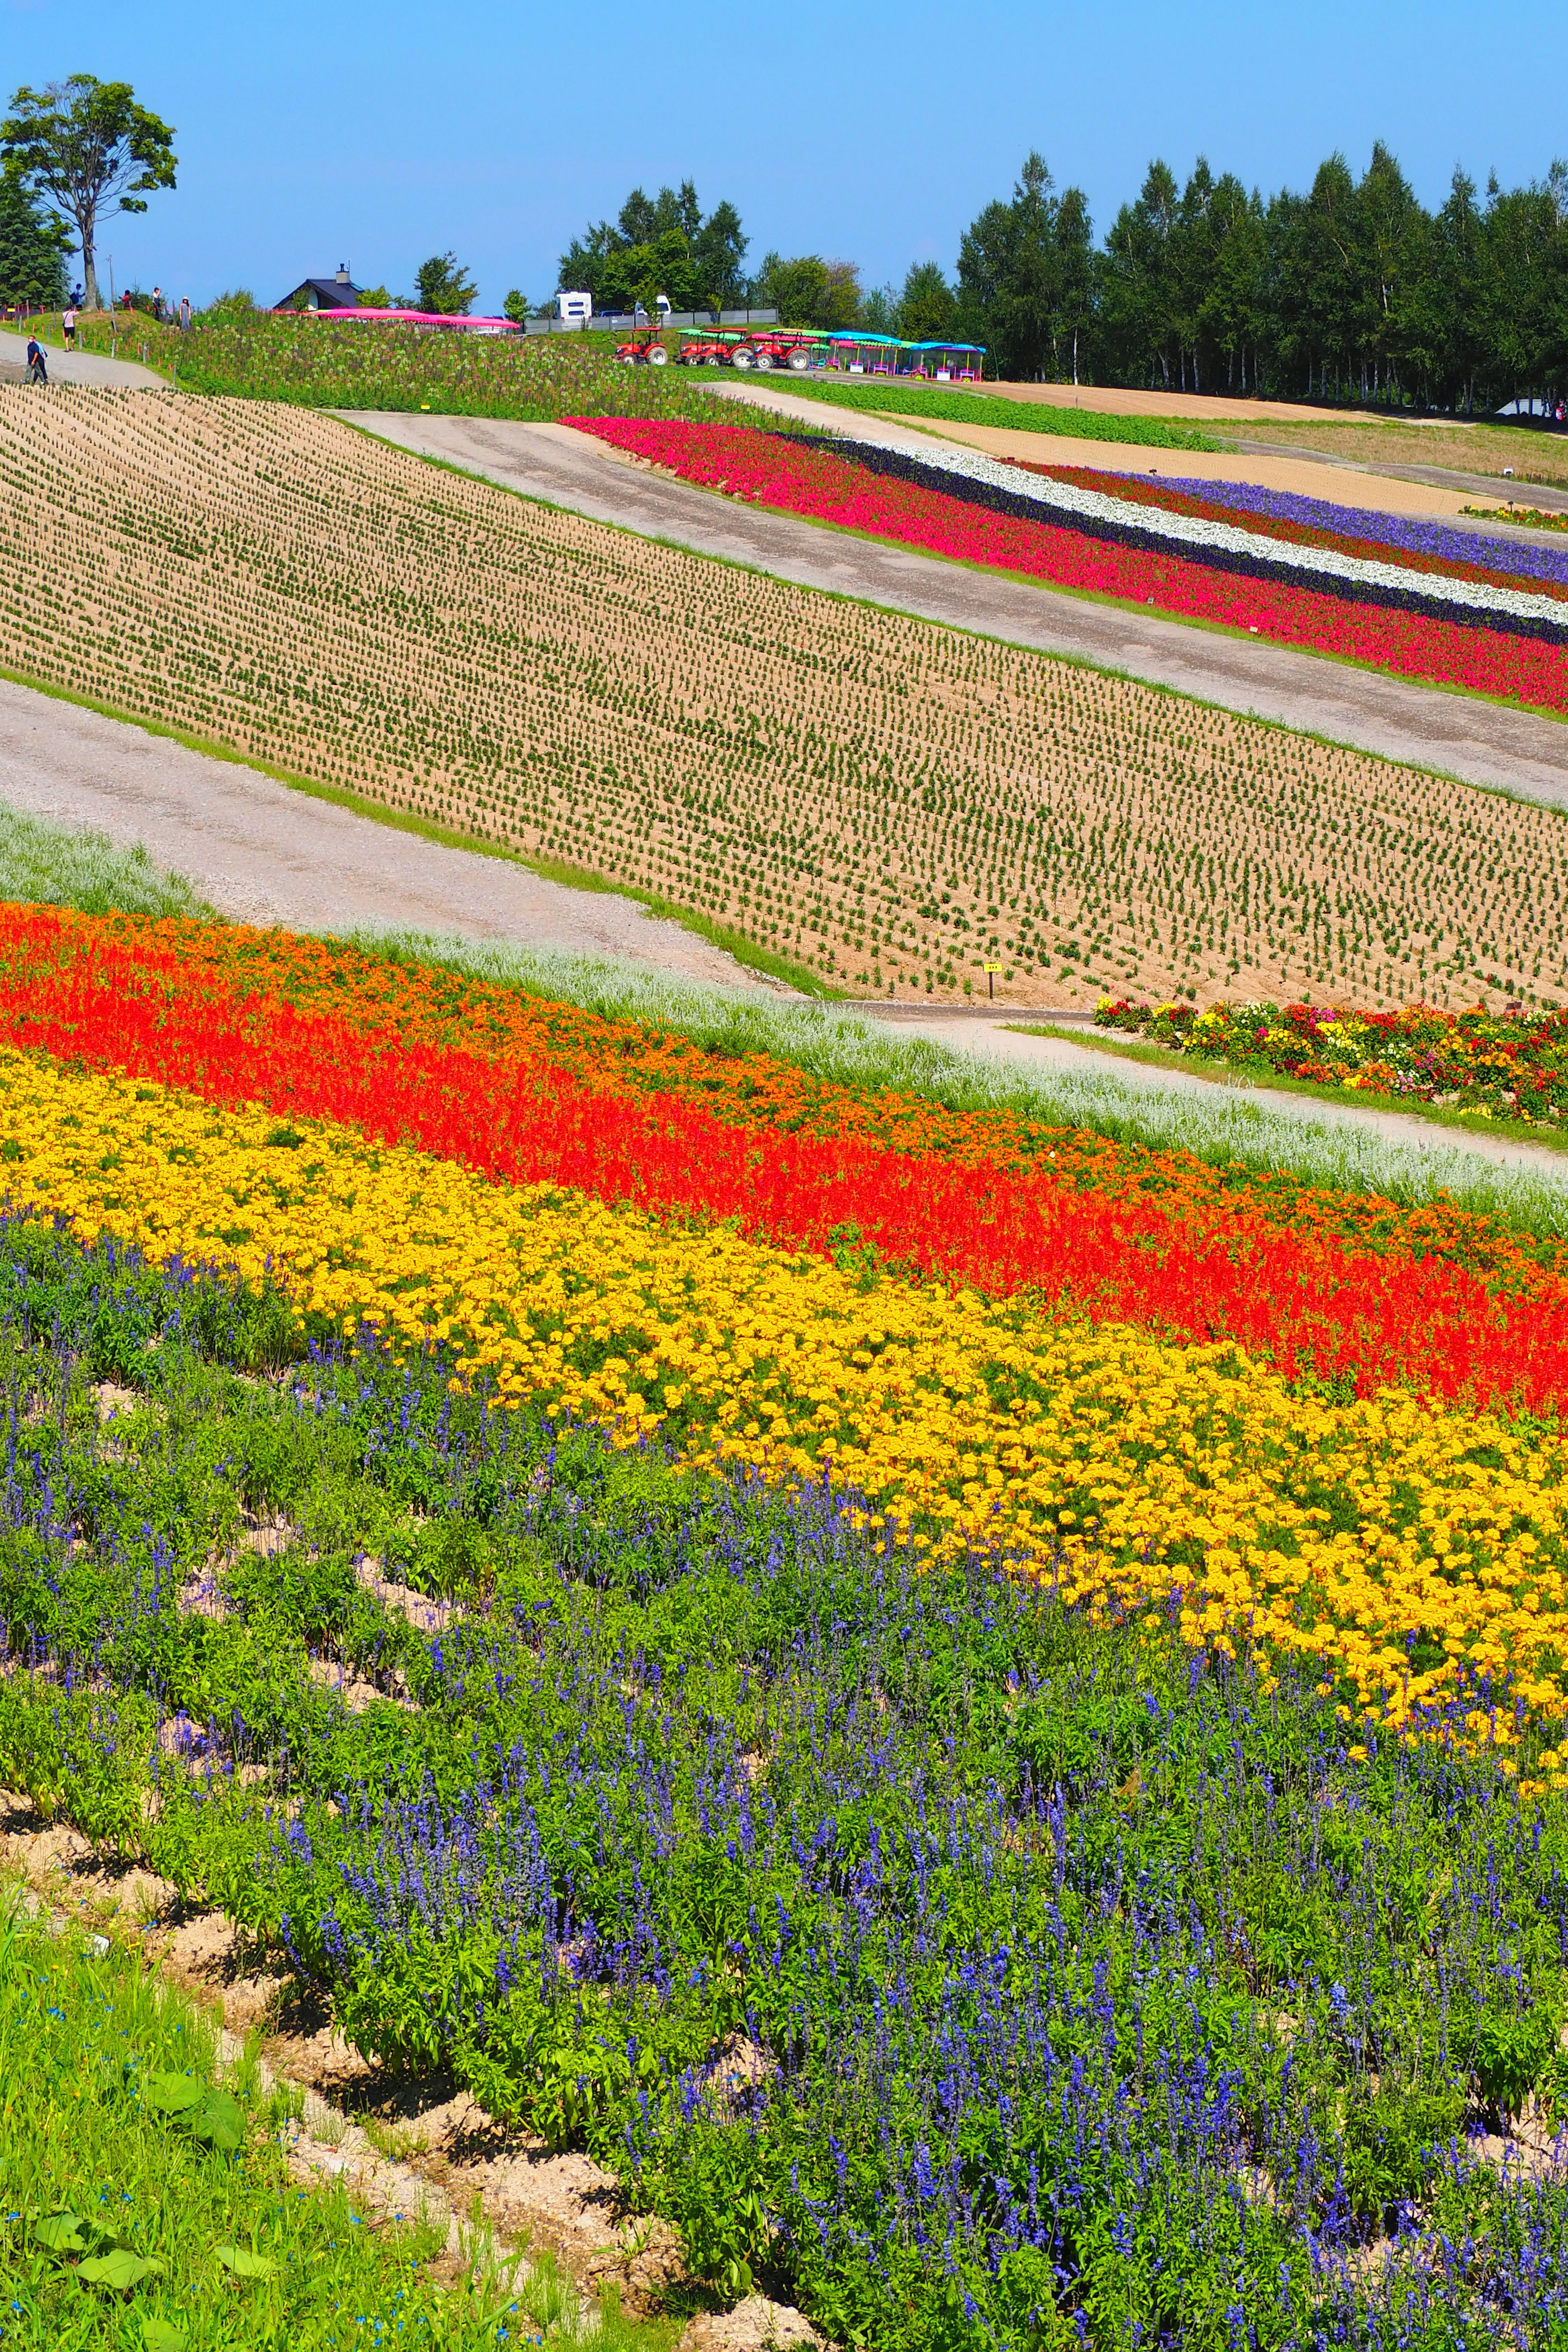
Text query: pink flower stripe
569 416 1568 714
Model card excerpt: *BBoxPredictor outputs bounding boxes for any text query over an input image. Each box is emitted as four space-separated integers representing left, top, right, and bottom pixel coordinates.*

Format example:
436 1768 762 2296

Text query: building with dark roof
274 265 362 312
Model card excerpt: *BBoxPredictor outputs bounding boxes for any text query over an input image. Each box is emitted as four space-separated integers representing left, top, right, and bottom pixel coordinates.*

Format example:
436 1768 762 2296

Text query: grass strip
691 370 1222 449
0 1895 557 2350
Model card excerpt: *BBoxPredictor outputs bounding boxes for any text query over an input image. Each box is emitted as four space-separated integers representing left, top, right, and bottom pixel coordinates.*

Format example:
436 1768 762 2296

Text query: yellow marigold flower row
5 1045 1567 1746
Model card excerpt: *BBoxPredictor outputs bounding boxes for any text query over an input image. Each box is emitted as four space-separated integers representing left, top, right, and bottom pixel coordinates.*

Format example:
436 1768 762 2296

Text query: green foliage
414 252 478 316
761 369 1218 447
0 74 176 310
0 163 69 311
0 1899 530 2346
559 181 748 316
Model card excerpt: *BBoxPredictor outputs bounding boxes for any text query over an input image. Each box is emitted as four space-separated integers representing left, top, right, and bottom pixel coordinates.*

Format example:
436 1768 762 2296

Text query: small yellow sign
984 961 1003 972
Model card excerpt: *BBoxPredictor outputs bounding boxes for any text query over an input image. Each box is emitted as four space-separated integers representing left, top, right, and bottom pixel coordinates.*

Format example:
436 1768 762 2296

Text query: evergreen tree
0 165 69 310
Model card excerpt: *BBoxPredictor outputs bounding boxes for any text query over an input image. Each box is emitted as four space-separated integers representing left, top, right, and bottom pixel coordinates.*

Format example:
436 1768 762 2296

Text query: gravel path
347 412 1568 812
0 677 771 987
0 329 163 389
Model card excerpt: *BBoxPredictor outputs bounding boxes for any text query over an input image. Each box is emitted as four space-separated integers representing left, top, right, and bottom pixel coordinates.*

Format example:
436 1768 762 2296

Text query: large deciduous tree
557 181 748 317
413 252 477 315
0 76 175 310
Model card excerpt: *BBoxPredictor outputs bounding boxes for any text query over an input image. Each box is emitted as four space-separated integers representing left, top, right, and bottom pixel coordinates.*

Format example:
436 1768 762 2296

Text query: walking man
61 301 77 348
24 336 47 385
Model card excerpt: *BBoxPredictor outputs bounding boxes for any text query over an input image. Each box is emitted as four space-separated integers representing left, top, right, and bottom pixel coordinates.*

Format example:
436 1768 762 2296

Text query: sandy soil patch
978 382 1356 426
880 415 1480 516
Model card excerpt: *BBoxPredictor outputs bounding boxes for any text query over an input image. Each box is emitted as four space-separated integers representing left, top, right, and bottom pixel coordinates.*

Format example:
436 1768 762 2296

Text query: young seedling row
0 388 1559 1007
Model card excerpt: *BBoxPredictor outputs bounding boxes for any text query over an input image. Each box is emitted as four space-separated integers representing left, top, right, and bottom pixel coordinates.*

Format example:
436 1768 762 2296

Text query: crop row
4 1225 1566 2347
0 393 1564 1010
577 416 1568 707
27 904 1567 1285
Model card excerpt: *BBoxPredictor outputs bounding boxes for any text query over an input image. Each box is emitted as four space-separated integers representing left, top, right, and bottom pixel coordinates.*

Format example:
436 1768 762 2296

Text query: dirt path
348 412 1568 813
0 677 774 988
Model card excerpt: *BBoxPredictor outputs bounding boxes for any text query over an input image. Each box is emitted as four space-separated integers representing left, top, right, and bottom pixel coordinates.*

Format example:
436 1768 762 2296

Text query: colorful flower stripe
1158 475 1568 590
1020 460 1568 600
1099 993 1568 1125
4 901 1568 1294
5 1042 1568 1750
573 418 1568 713
5 924 1568 1412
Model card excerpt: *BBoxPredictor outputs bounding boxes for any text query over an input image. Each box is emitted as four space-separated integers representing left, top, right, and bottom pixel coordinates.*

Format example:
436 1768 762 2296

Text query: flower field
8 907 1568 2347
575 416 1568 713
2 394 1567 1012
1098 993 1568 1126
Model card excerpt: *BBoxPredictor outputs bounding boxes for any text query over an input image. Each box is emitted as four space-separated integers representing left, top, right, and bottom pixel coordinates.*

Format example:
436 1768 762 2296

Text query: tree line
942 145 1568 412
561 147 1567 412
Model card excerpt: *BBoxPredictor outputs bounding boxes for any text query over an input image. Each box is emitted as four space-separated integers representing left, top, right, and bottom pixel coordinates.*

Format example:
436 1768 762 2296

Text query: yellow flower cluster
6 1047 1568 1751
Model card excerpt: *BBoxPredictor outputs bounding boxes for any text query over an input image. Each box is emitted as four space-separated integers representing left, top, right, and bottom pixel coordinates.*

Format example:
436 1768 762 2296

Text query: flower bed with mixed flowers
1097 993 1568 1127
11 905 1568 2346
571 415 1568 709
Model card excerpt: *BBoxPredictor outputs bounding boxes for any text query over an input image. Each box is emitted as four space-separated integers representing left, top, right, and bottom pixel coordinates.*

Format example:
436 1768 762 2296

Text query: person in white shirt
61 305 77 347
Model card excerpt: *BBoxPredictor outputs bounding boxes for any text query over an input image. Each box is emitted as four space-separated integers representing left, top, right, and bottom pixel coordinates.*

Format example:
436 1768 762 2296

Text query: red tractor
615 334 670 366
676 330 741 366
731 328 825 374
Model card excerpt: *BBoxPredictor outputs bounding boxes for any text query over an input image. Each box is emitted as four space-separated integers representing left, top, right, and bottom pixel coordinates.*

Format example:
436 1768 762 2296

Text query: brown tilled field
0 386 1563 1009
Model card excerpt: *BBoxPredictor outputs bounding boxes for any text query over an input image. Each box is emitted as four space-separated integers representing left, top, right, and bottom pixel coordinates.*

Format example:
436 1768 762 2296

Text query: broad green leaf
213 2243 277 2279
141 2321 188 2352
144 2071 206 2116
78 2249 165 2291
192 2088 246 2153
31 2212 87 2252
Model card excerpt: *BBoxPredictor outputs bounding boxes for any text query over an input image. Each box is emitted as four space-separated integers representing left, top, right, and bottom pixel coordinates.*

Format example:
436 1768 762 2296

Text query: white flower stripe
816 432 1568 639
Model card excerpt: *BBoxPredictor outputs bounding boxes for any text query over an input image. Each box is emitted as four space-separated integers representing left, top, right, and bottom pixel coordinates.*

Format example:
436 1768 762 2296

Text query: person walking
178 296 191 332
151 285 163 323
24 336 47 385
61 302 76 348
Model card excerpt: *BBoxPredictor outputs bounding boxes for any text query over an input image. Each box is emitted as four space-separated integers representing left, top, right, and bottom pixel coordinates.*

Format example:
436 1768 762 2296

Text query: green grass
0 1892 652 2351
695 370 1222 450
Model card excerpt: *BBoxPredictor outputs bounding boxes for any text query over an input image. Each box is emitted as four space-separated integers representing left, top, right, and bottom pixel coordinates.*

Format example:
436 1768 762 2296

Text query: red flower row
5 945 1568 1414
570 417 1568 713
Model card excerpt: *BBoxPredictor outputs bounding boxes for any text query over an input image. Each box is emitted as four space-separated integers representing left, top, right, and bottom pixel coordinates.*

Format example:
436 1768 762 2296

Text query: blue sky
6 0 1565 313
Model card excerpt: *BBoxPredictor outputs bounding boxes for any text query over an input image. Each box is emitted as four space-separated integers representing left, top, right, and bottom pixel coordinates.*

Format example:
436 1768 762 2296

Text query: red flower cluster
3 913 1568 1414
570 417 1568 713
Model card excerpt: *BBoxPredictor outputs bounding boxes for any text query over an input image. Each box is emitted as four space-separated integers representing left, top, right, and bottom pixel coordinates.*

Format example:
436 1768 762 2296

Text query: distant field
1238 415 1568 490
0 388 1564 1009
60 311 735 422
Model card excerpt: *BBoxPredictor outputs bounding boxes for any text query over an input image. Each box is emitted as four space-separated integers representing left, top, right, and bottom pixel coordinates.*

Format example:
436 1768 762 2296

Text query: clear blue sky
7 0 1565 313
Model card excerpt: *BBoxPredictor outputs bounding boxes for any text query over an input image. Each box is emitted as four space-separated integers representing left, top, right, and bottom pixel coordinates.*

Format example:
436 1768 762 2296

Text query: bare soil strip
358 409 1568 815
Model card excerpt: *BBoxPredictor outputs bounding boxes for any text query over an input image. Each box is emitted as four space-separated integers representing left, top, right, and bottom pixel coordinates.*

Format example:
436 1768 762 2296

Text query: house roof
274 276 363 312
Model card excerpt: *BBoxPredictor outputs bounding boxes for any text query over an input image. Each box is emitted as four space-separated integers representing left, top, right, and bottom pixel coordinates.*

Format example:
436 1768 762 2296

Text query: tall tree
1 76 175 310
413 252 477 314
557 182 746 315
0 165 70 312
896 261 954 341
955 153 1090 378
1100 160 1181 385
